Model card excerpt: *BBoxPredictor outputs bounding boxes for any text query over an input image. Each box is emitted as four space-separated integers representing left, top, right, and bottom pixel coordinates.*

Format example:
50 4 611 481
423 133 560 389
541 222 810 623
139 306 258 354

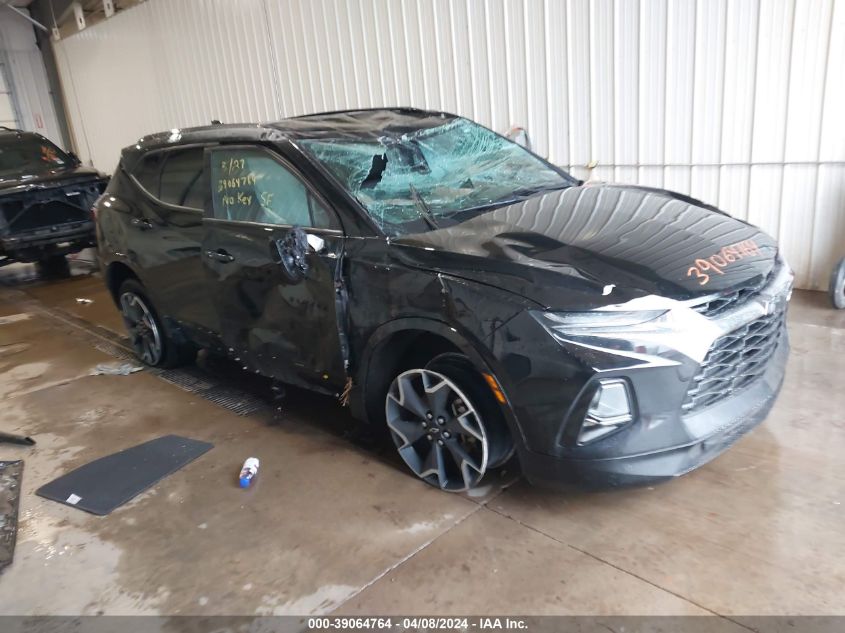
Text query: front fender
353 277 532 448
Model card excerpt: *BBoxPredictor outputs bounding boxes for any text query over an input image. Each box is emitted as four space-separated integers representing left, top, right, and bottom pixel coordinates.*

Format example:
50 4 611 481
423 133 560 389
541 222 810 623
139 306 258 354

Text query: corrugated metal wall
54 0 845 290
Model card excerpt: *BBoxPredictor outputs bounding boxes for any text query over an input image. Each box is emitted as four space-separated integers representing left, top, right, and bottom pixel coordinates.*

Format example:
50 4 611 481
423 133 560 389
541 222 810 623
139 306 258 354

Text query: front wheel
118 279 194 368
385 353 514 492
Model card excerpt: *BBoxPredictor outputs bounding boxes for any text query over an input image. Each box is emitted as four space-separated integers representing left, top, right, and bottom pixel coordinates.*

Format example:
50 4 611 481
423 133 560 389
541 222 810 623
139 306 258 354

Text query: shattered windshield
0 135 73 177
301 118 571 236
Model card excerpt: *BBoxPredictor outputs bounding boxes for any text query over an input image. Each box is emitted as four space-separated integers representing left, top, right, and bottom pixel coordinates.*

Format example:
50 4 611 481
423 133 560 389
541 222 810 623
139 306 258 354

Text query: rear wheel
118 279 194 368
385 353 513 492
829 257 845 309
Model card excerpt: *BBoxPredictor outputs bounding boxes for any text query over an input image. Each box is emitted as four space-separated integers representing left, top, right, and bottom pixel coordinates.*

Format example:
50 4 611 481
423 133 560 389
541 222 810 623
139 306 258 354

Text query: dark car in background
0 128 107 274
94 108 792 492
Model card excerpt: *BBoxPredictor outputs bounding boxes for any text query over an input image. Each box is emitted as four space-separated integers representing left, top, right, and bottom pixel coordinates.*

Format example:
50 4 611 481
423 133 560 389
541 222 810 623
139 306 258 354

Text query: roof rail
290 106 442 119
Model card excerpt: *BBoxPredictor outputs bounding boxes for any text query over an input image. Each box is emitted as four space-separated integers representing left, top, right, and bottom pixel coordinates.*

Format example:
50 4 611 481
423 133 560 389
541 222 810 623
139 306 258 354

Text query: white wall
0 10 62 144
0 61 20 128
54 0 845 290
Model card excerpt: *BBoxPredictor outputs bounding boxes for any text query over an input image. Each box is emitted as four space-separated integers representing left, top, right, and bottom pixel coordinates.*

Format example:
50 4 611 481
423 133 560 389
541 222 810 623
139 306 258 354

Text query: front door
202 145 346 392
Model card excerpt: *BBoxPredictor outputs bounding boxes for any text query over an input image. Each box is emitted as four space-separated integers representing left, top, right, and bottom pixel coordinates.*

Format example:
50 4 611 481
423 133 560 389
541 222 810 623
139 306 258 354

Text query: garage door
0 62 19 129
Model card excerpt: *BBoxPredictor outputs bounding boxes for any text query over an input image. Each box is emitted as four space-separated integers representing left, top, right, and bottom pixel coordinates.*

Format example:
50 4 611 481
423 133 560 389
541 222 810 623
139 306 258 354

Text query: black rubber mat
0 460 23 572
36 435 213 515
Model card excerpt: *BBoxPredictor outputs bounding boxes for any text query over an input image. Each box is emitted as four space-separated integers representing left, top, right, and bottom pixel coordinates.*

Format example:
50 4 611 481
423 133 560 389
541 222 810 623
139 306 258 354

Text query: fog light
578 379 633 444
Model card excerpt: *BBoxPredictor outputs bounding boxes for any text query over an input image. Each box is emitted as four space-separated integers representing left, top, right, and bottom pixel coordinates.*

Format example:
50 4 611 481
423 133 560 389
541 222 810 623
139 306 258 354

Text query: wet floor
0 251 843 616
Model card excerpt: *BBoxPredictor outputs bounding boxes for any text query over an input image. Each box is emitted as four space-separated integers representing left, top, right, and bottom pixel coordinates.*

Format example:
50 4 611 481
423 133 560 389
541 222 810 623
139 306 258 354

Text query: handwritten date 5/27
686 239 761 286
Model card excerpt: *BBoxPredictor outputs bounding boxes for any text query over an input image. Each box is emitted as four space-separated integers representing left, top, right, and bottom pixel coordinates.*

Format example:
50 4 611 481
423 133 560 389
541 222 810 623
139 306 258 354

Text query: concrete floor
0 252 843 617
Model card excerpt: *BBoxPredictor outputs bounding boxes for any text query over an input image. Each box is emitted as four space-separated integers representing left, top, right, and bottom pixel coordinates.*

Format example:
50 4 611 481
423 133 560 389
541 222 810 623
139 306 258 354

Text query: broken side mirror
274 227 309 284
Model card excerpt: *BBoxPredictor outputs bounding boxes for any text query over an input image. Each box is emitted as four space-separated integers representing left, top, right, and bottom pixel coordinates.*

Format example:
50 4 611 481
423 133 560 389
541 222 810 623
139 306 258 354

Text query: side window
132 152 164 197
210 147 337 229
159 148 204 209
309 196 334 229
182 173 206 210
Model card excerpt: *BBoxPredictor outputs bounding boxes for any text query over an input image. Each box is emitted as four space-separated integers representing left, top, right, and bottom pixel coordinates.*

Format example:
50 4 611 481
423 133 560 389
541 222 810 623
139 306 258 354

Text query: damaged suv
0 128 107 273
95 109 792 491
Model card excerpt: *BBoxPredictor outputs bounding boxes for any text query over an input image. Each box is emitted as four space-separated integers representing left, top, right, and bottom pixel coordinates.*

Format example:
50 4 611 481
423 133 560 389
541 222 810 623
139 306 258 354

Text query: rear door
202 145 346 391
127 146 217 337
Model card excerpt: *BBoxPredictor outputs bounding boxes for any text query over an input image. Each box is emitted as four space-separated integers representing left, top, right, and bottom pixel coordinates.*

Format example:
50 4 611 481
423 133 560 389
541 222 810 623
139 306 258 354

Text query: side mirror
274 227 309 284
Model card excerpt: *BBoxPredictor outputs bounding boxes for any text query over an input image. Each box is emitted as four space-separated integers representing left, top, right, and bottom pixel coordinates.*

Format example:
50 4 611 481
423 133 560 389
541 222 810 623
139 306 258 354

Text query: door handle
130 217 153 230
205 249 235 263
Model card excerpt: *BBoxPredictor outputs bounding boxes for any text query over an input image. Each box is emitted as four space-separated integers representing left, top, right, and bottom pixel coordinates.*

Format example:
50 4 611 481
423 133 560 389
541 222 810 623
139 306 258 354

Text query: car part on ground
90 361 143 376
0 461 23 572
35 435 213 515
95 108 792 492
0 432 35 446
0 129 108 269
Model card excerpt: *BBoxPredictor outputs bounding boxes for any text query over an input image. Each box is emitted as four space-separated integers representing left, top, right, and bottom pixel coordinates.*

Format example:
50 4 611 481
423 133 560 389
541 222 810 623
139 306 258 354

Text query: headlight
579 379 634 444
532 309 668 333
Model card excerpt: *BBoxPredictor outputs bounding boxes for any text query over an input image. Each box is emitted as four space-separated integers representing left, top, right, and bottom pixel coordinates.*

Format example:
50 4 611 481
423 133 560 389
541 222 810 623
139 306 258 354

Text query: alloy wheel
386 368 488 491
119 291 163 366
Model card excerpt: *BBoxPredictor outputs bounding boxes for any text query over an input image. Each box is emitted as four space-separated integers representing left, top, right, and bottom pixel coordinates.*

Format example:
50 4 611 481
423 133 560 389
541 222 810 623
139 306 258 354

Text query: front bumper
518 334 787 488
491 260 793 488
0 221 96 262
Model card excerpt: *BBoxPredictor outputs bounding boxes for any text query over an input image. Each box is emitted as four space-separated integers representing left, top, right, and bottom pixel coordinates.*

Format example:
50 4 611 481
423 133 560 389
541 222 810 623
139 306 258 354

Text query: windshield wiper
434 183 572 224
408 184 439 231
509 182 572 199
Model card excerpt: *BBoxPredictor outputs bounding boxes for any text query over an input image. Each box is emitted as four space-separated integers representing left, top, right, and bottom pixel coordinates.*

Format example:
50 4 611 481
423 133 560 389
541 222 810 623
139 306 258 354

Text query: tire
384 352 514 492
117 279 195 368
829 257 845 309
35 254 70 278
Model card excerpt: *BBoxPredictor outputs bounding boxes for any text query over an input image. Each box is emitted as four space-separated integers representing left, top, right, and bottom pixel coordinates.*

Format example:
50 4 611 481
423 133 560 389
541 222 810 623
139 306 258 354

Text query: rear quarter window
131 148 205 211
159 148 204 209
132 153 164 198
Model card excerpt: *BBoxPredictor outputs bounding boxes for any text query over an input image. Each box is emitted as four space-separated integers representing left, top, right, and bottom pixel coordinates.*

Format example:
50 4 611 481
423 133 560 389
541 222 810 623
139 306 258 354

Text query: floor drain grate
155 367 267 416
155 368 215 392
25 301 269 417
93 341 136 361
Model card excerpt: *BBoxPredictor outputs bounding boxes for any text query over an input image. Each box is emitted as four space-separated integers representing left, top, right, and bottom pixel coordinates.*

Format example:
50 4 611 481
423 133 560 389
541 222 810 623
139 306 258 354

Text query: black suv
0 128 107 273
95 109 792 491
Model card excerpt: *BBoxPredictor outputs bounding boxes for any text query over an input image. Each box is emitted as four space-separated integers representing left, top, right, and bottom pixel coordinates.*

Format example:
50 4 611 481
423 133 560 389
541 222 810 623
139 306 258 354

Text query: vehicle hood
391 183 779 311
0 164 106 194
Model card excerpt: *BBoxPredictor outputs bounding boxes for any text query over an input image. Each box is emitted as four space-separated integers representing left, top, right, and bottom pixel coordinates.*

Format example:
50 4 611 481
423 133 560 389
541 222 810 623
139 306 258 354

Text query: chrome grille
682 308 786 413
